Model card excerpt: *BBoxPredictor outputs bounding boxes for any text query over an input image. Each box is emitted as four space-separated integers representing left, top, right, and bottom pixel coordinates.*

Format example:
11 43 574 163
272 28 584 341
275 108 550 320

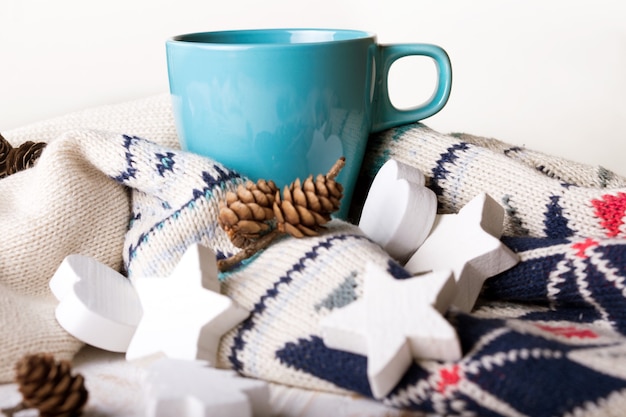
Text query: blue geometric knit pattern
270 236 626 416
104 126 626 416
228 234 371 372
231 232 626 416
107 134 243 278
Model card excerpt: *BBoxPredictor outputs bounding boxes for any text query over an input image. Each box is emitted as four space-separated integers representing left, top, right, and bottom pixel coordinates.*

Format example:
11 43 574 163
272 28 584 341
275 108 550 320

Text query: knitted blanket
2 95 626 416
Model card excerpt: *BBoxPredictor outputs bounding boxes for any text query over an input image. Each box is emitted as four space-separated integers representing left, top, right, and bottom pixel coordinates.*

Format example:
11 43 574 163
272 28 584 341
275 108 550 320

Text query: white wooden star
404 193 519 313
126 244 249 363
144 358 271 417
320 262 461 399
358 159 437 262
49 254 143 352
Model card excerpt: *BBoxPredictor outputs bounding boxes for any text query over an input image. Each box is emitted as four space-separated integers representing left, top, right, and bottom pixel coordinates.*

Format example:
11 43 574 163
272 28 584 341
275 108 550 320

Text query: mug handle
371 44 452 133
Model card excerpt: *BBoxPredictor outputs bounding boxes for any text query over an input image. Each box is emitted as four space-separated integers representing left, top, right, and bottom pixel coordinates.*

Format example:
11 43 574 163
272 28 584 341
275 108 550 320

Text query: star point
320 262 461 399
405 193 519 312
126 244 249 364
145 358 271 417
359 159 437 262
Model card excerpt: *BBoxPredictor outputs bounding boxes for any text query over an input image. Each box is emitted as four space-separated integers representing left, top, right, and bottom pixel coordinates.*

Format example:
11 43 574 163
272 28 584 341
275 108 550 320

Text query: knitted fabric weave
356 123 626 238
0 96 178 381
2 95 626 417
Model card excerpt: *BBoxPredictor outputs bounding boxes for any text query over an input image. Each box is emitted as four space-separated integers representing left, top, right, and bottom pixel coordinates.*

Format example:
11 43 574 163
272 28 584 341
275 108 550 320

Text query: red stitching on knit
535 324 598 339
591 192 626 238
436 364 461 393
571 238 599 258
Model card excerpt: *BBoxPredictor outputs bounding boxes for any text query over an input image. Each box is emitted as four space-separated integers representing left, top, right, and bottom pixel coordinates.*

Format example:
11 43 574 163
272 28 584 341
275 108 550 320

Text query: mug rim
168 28 376 47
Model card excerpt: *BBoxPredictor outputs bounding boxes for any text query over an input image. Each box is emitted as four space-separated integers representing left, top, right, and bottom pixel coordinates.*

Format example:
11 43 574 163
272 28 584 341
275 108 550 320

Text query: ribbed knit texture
2 95 626 416
356 123 626 238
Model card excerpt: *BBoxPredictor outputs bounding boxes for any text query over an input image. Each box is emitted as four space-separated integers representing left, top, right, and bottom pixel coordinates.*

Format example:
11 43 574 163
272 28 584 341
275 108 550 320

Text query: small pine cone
273 157 345 238
5 140 47 176
0 132 13 178
218 179 278 248
15 353 88 417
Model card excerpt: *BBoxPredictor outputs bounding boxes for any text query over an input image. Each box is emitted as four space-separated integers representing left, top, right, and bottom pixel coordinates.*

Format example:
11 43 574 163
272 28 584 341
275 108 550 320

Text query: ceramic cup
166 28 452 218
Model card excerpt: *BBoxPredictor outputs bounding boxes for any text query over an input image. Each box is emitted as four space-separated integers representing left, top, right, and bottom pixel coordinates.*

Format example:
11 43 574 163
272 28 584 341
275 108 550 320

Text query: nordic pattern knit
2 96 626 417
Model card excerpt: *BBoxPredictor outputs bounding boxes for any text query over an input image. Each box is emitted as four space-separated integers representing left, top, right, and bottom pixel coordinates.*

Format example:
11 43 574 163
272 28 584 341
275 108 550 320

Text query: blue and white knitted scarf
115 122 626 416
3 96 626 416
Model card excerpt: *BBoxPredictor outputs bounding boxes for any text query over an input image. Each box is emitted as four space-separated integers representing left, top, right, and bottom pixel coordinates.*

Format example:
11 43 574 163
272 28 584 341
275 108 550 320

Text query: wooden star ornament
49 254 143 352
320 262 461 399
126 244 249 364
404 193 519 313
358 159 437 262
144 358 271 417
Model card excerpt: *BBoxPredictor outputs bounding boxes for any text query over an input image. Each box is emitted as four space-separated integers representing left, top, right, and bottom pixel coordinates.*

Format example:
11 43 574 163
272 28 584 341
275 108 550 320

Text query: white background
1 0 625 175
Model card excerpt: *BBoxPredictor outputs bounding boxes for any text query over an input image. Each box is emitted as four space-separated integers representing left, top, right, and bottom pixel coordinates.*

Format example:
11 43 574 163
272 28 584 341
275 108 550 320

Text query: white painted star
145 358 271 417
358 159 437 262
320 262 461 399
405 193 519 313
126 244 249 364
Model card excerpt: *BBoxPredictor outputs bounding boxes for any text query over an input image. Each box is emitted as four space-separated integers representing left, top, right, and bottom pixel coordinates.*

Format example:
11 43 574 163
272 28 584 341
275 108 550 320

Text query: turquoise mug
166 29 452 218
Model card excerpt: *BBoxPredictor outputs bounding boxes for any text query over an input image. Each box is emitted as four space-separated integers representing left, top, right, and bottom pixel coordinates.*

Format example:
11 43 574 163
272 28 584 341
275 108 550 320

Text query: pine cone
216 158 346 271
274 157 345 238
6 141 46 176
15 353 88 417
0 132 13 178
219 179 278 248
